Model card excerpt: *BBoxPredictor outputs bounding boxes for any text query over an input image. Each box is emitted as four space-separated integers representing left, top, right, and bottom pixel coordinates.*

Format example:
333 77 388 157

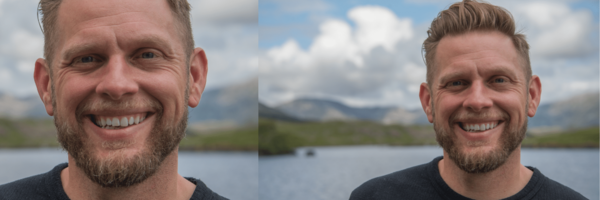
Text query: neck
61 148 195 200
438 146 533 200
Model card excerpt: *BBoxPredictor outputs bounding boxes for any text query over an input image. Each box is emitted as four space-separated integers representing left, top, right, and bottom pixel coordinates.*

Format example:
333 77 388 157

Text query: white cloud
190 0 257 25
513 1 597 58
260 6 425 108
261 1 599 108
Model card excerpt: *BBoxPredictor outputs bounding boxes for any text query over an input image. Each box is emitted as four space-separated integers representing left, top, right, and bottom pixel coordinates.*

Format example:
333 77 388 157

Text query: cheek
493 93 528 124
137 72 188 121
434 93 463 121
55 75 97 118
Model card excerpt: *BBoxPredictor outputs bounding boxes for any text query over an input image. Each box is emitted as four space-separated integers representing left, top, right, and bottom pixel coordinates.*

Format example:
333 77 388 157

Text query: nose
462 81 493 112
95 57 138 100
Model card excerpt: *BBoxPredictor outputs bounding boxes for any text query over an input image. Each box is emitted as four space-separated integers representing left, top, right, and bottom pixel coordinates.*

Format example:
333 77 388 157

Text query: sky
0 0 258 98
259 0 600 109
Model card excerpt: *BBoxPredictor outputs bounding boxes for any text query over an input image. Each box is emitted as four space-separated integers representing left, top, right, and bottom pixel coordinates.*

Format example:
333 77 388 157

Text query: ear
187 47 208 108
527 75 542 117
419 82 434 123
33 58 54 116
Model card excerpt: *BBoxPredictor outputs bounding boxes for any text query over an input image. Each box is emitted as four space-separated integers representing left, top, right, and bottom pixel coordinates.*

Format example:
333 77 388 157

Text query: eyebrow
438 64 520 84
61 34 176 61
62 42 105 62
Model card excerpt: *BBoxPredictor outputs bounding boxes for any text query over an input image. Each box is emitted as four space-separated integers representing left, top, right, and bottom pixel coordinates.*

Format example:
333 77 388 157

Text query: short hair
39 0 195 72
423 0 531 85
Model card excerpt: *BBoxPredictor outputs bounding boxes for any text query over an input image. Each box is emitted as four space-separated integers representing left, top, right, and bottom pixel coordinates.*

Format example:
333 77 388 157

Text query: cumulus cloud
191 0 257 25
260 6 426 108
260 1 599 108
513 1 597 58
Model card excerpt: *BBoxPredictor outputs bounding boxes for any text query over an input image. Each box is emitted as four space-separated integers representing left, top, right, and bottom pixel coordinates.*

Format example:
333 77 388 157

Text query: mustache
449 110 509 123
76 97 163 119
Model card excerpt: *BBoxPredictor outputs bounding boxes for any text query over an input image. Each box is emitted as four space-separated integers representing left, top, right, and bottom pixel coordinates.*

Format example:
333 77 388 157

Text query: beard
54 97 187 188
433 108 527 174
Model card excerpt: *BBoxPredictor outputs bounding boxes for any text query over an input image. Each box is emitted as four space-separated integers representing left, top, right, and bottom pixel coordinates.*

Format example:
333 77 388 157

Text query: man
0 0 226 199
350 1 586 199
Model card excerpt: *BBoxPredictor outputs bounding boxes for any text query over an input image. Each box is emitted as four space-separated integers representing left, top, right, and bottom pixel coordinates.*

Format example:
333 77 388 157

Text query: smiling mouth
458 121 504 132
89 113 153 130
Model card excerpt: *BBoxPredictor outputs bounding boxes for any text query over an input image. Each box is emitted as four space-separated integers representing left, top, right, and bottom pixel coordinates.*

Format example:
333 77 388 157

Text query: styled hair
423 0 531 85
38 0 195 71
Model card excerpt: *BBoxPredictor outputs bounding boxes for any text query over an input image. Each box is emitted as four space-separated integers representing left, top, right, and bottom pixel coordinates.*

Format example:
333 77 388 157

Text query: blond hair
39 0 195 71
423 0 531 85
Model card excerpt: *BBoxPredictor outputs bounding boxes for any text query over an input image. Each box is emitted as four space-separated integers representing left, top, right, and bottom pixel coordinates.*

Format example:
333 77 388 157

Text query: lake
260 146 599 200
0 148 258 200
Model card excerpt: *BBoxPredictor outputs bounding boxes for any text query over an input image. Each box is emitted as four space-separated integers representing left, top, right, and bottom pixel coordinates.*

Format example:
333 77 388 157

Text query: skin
33 0 207 199
419 31 541 199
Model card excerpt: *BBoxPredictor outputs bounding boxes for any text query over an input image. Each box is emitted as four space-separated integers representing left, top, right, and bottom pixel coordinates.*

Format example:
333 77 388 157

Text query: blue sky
259 0 600 108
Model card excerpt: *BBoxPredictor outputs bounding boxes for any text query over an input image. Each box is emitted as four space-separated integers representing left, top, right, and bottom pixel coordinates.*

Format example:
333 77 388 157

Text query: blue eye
494 78 505 83
81 56 94 63
141 52 155 59
451 81 462 86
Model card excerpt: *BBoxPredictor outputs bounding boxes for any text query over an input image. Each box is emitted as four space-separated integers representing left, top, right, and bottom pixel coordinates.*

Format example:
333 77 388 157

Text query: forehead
58 0 174 30
54 0 180 55
432 31 522 82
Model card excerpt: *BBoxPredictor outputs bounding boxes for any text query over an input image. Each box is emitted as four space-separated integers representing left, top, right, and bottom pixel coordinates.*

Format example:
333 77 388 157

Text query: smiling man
0 0 226 199
350 1 586 199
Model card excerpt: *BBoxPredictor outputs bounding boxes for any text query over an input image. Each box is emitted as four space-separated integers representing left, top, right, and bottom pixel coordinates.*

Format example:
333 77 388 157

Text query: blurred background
258 0 599 199
0 0 258 199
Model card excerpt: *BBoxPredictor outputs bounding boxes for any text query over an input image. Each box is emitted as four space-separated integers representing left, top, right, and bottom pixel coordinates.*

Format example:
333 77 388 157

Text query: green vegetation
0 117 258 151
523 127 599 148
259 118 600 155
0 118 59 148
259 120 304 155
181 126 257 151
258 118 438 155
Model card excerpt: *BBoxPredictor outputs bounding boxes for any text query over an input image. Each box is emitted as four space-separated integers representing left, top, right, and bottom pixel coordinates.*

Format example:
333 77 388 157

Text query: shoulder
350 159 439 200
527 168 588 200
186 177 229 200
0 163 68 200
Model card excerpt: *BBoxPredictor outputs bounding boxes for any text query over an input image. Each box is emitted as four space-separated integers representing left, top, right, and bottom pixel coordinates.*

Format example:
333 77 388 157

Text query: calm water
260 146 599 200
0 148 257 200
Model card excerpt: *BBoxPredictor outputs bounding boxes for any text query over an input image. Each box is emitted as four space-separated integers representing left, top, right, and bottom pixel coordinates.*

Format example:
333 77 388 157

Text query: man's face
420 31 539 173
45 0 195 187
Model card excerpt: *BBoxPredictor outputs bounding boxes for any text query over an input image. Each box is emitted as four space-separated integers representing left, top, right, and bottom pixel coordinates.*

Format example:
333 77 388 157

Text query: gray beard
54 104 187 188
433 112 527 174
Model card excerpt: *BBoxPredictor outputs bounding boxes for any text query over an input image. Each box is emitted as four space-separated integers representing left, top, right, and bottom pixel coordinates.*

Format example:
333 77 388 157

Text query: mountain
259 102 300 122
272 92 600 128
0 93 49 119
188 77 258 125
529 92 599 129
275 98 428 125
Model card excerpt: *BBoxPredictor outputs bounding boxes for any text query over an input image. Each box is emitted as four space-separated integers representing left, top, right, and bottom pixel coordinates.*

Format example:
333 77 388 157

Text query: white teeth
120 117 128 127
94 114 147 129
463 122 499 132
112 118 120 127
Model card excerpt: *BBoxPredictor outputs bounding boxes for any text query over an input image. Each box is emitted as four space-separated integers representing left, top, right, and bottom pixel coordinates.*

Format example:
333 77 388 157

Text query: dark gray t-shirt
350 156 587 200
0 163 228 200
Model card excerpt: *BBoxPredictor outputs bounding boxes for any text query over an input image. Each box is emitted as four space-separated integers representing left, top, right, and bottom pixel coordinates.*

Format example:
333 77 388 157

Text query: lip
454 121 504 141
84 113 155 141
